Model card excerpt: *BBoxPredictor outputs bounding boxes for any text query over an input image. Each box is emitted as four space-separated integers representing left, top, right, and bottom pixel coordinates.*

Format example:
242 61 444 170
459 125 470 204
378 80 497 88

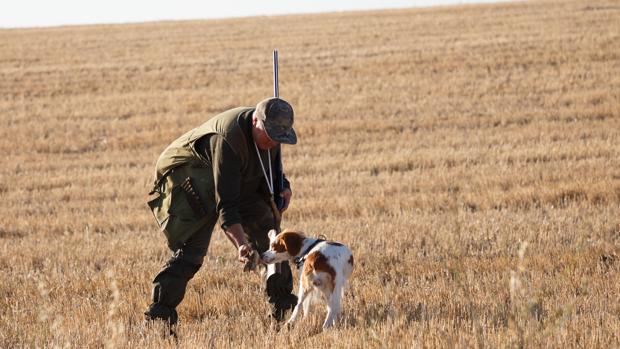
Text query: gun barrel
273 49 279 98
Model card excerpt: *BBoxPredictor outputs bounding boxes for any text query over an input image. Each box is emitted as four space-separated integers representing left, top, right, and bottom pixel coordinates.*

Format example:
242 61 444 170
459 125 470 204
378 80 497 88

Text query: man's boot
144 250 201 326
265 261 298 321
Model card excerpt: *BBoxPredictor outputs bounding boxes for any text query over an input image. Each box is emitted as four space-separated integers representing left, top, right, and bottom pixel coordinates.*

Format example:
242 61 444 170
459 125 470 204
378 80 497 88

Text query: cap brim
266 127 297 145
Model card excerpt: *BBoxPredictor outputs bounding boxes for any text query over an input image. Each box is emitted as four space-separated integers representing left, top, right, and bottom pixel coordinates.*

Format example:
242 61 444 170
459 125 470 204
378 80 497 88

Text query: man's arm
206 135 253 262
223 223 253 262
209 135 243 228
279 186 292 213
274 145 292 213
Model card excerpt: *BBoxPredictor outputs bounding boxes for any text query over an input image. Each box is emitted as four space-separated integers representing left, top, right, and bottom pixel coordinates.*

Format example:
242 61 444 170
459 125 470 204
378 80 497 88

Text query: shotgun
272 49 286 211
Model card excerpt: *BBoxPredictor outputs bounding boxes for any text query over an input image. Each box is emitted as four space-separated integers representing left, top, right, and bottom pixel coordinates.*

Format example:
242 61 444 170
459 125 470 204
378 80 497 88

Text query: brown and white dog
261 229 354 330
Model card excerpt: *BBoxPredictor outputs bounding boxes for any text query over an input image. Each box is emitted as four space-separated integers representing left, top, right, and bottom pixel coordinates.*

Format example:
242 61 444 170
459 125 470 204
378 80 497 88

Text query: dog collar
294 239 325 269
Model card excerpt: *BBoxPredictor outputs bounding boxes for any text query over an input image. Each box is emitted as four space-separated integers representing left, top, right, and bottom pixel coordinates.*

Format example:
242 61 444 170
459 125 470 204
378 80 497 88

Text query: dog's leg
286 282 309 327
302 292 313 318
322 283 343 330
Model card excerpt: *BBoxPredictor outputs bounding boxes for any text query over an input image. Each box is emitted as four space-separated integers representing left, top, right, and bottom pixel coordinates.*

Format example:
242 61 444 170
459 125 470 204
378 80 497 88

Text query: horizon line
0 0 517 30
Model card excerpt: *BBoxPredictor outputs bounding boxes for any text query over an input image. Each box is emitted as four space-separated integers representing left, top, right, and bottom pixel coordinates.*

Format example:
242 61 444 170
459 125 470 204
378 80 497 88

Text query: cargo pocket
163 183 211 250
147 177 197 248
148 167 215 250
147 192 171 230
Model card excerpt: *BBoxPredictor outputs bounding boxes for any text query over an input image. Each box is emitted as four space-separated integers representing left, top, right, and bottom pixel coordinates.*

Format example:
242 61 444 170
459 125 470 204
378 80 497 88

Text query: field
1 0 619 347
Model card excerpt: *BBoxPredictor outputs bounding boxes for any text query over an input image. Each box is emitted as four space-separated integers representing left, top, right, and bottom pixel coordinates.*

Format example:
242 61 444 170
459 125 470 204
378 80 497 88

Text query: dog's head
261 229 305 264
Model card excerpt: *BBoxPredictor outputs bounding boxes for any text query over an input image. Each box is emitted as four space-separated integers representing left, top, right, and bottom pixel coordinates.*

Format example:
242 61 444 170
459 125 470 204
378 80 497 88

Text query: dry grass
1 0 619 347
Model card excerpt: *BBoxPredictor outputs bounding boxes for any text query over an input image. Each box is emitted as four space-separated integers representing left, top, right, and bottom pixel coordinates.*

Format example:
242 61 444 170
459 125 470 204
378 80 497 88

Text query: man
145 97 298 326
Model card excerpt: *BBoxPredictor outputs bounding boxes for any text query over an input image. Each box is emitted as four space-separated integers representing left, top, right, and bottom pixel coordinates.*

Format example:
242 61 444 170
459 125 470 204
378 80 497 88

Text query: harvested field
0 0 619 347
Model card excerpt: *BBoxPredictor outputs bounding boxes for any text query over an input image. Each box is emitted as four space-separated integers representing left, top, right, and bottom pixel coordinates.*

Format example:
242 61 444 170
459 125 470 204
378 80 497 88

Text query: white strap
254 142 274 196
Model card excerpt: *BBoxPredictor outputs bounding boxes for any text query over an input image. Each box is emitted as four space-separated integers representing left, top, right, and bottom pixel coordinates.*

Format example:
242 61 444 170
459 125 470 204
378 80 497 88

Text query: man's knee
178 245 207 266
161 248 204 276
148 250 203 315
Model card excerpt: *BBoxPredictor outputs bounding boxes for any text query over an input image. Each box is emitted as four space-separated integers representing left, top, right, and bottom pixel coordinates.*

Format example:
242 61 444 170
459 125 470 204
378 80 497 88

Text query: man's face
253 118 279 150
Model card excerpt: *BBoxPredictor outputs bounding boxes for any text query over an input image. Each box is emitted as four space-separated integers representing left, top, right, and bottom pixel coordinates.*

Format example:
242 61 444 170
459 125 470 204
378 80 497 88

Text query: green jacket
148 107 289 250
154 107 252 183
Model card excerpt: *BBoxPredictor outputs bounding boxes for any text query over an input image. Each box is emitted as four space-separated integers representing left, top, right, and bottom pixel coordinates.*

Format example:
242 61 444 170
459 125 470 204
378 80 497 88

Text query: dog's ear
282 232 303 256
268 229 277 240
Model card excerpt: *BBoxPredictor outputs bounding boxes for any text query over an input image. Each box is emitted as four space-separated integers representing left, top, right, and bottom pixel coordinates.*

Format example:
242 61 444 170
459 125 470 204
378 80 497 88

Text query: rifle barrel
273 49 279 98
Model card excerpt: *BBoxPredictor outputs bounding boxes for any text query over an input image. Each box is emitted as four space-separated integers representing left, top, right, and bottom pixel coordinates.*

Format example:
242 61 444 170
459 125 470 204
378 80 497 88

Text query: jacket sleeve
276 145 291 192
208 134 242 229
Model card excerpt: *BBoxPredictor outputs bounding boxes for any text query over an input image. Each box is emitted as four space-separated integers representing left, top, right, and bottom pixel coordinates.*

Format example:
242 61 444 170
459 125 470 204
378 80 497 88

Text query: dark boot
266 261 298 321
144 250 201 325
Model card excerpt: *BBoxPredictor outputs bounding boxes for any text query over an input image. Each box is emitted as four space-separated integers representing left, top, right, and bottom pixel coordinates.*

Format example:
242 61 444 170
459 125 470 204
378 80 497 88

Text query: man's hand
279 188 292 213
238 243 254 263
223 223 257 268
239 243 261 272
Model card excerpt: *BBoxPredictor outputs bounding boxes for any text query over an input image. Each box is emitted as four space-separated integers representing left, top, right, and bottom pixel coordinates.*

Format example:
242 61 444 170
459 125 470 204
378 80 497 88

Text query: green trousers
145 165 296 325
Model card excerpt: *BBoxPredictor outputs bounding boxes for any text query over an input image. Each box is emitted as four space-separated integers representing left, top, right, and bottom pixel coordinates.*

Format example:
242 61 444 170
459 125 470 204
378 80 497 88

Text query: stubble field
1 0 619 347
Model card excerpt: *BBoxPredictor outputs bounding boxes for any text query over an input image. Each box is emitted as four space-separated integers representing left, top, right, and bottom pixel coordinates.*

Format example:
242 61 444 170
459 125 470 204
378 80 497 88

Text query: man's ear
268 229 277 240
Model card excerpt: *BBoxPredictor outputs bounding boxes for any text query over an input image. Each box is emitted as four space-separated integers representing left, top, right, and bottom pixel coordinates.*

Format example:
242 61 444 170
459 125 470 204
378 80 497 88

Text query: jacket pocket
167 184 197 217
148 168 215 250
147 193 171 230
147 173 195 231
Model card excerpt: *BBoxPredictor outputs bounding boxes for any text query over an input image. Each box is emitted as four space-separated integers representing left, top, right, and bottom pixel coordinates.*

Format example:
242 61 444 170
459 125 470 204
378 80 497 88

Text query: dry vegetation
1 0 619 347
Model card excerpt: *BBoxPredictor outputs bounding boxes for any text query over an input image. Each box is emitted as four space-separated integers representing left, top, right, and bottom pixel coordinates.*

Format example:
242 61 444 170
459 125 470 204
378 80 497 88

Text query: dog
261 229 354 330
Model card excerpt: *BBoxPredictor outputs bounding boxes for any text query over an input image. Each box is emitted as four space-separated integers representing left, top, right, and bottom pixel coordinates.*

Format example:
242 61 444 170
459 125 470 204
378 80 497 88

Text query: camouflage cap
254 98 297 145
